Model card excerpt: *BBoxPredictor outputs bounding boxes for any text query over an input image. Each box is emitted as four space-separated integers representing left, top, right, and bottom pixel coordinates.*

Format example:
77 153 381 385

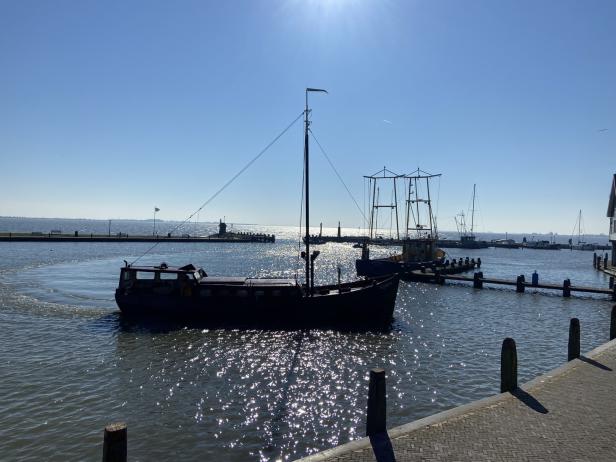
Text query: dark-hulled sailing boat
115 89 399 327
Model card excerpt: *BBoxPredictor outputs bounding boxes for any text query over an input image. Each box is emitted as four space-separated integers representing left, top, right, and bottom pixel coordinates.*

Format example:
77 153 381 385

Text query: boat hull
115 275 399 328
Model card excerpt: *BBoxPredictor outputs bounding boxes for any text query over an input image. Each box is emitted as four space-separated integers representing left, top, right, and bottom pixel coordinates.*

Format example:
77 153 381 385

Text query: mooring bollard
477 257 482 268
103 422 127 462
473 272 483 289
563 279 571 297
532 271 539 287
516 275 525 293
367 368 386 436
568 318 580 361
501 338 517 393
610 276 614 289
604 254 608 268
610 306 616 341
593 252 597 268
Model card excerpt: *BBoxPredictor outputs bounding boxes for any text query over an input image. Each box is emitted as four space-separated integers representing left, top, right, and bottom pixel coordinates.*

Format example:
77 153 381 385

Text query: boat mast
304 88 327 293
471 184 476 237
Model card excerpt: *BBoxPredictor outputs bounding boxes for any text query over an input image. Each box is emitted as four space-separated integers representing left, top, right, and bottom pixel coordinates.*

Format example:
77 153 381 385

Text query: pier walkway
297 339 616 462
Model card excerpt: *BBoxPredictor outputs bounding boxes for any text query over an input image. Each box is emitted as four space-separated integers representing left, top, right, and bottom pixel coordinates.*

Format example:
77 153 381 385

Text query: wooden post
366 368 386 436
473 272 483 289
610 276 614 289
568 318 580 361
477 257 482 268
500 338 517 393
610 305 616 340
563 279 571 297
593 252 597 268
610 306 616 341
516 275 525 293
102 423 127 462
604 254 608 268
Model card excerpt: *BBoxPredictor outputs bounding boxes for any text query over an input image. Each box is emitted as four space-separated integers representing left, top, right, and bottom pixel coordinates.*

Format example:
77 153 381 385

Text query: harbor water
0 218 613 461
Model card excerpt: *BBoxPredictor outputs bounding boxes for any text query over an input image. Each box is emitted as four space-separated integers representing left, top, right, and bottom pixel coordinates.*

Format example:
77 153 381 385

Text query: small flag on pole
154 207 160 212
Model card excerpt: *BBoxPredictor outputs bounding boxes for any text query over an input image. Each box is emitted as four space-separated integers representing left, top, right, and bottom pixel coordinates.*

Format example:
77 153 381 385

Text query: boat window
136 271 155 280
193 271 201 281
160 272 178 280
237 289 248 297
123 271 134 281
255 290 265 297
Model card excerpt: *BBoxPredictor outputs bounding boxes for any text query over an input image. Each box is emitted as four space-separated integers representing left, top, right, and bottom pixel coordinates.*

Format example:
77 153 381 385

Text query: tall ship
115 89 399 328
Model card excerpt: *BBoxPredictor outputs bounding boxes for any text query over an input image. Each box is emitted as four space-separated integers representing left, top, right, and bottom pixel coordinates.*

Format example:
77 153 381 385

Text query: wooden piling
593 252 597 268
477 257 482 268
473 272 483 289
516 275 525 293
604 254 608 268
366 368 386 436
102 423 127 462
611 306 616 341
563 279 571 297
500 338 517 393
568 318 580 361
610 276 614 289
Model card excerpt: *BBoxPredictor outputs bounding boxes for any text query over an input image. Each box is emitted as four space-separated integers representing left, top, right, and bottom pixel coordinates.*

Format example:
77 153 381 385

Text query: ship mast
471 183 476 237
304 88 327 293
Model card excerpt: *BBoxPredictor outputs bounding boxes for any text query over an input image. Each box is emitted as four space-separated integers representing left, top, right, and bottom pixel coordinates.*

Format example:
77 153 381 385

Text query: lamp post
153 207 160 236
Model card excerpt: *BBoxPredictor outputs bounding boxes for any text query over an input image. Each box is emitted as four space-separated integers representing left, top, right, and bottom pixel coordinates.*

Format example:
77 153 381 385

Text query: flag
154 207 160 212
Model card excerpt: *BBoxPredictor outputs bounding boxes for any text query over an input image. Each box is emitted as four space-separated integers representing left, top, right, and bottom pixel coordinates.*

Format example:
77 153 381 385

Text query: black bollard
610 276 614 289
477 257 482 268
611 306 616 341
102 423 127 462
568 318 580 361
563 279 571 297
473 272 483 289
366 369 386 436
516 275 525 293
593 252 597 268
604 254 609 268
531 271 539 287
500 338 518 393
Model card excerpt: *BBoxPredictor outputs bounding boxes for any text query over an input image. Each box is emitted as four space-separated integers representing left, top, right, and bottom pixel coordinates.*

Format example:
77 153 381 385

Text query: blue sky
0 0 614 234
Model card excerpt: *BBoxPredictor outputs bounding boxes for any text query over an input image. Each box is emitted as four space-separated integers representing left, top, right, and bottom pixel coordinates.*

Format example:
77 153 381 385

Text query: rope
130 111 305 265
309 130 368 224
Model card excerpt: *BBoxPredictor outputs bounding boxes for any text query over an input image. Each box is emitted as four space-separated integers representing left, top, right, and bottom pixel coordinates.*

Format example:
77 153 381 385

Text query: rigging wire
130 110 305 266
309 130 368 224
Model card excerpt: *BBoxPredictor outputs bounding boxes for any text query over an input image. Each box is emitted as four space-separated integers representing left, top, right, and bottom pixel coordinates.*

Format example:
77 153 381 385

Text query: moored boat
115 263 398 327
114 89 400 328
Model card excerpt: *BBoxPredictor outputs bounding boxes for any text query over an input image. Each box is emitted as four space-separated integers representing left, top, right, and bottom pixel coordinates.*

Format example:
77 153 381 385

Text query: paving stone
296 341 616 462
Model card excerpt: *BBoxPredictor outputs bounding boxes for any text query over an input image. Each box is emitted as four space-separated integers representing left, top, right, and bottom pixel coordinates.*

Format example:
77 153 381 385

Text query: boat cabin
118 262 301 299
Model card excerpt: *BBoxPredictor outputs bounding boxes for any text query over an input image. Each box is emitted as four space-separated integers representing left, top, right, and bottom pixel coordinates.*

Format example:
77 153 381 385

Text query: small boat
453 185 489 249
115 89 399 328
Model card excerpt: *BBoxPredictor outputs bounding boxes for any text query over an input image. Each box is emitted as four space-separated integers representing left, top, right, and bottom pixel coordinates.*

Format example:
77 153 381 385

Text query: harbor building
609 173 616 265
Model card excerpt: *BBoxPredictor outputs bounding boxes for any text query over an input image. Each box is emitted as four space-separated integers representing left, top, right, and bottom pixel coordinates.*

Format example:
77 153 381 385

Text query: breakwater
0 231 275 243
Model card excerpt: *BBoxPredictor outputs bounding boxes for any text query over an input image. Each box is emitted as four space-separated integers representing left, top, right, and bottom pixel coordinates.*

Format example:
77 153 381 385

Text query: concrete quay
296 338 616 462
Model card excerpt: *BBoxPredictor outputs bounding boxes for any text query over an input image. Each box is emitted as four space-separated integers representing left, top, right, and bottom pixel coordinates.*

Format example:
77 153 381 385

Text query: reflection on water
0 232 613 461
